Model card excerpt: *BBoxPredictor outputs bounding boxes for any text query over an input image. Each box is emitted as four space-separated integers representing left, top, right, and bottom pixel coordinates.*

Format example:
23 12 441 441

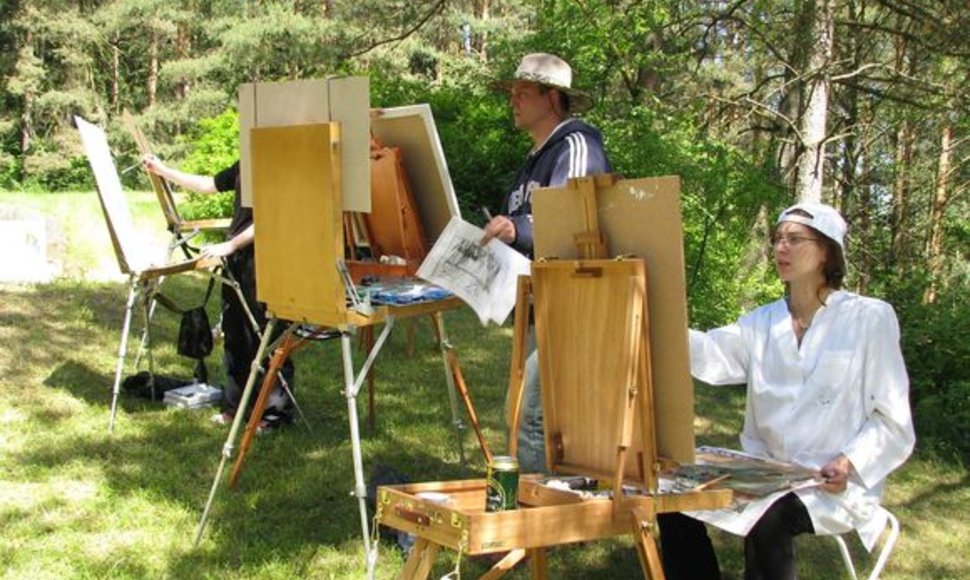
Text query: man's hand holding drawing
481 215 516 245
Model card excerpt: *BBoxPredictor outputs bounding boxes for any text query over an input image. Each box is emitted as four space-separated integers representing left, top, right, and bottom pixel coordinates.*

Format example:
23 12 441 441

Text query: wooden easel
74 115 259 434
377 174 730 579
194 121 491 577
121 110 231 246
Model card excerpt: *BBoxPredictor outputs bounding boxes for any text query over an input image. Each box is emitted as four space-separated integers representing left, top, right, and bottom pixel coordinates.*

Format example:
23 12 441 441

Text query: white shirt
688 290 915 548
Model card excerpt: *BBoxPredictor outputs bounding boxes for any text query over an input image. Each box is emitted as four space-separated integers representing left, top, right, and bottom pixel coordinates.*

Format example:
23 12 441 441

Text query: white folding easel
75 116 259 434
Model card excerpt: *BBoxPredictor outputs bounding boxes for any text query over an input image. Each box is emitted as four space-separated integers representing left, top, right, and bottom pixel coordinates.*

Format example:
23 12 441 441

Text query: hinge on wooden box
552 432 565 464
451 512 464 528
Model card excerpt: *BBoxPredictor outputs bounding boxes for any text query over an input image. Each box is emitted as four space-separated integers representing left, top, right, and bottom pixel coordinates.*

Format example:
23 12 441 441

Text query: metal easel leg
194 318 279 546
433 312 467 465
132 275 163 370
108 277 139 435
340 319 396 577
342 332 374 576
219 265 311 433
142 284 157 401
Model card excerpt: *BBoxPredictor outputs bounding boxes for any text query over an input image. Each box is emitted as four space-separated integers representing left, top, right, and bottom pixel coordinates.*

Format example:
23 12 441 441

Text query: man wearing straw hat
484 53 611 472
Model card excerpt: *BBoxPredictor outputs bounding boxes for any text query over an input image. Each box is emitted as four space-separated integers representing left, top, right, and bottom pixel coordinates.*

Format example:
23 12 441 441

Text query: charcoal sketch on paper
417 217 531 325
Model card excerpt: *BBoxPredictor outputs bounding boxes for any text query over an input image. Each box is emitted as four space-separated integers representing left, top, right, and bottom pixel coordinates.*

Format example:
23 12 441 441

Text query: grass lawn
1 191 967 579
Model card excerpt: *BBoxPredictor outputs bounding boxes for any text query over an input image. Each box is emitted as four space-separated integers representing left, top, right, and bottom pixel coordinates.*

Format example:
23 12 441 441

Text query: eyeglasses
771 234 819 248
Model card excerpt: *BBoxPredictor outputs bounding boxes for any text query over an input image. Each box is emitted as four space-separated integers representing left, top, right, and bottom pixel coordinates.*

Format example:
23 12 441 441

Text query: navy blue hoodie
500 118 610 257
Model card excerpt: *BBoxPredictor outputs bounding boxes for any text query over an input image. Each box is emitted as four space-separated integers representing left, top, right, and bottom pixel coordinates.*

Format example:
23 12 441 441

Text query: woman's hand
819 454 854 494
200 240 237 259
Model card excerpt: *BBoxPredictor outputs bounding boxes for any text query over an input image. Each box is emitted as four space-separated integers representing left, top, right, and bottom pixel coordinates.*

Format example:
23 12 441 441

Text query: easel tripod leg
229 325 300 489
631 505 666 579
398 538 440 580
194 318 278 546
341 332 374 572
433 312 467 465
108 279 139 434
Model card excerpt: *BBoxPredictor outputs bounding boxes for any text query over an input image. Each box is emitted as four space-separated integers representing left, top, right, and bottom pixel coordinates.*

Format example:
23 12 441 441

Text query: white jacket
688 290 915 549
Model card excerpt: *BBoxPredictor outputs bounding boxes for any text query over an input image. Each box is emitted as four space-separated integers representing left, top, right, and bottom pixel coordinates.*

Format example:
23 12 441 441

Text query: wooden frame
532 174 695 464
532 259 656 491
370 104 461 242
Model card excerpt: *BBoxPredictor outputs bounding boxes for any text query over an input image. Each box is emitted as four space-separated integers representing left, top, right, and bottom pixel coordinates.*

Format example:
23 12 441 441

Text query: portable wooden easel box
376 175 732 578
195 79 490 574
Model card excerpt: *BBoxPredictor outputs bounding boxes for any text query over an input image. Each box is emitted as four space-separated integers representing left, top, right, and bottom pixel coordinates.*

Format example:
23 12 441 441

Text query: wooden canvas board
532 176 695 464
239 77 370 212
370 104 460 243
532 259 653 483
250 123 347 327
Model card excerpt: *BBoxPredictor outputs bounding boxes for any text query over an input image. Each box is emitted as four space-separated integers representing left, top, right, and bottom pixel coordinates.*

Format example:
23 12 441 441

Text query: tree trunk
889 21 916 271
176 24 190 102
474 0 489 62
19 29 34 155
111 36 120 114
890 120 913 269
923 123 952 304
793 0 834 203
147 28 159 108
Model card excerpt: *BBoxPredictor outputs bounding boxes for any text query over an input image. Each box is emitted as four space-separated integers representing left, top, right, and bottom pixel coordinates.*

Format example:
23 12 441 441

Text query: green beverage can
486 455 519 512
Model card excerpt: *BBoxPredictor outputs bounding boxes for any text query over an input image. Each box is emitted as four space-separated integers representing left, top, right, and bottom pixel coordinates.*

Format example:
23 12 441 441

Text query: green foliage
179 107 238 176
892 276 970 463
173 107 238 221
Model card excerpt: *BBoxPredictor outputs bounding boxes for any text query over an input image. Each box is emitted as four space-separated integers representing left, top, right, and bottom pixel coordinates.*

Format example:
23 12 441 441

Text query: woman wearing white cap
659 202 915 579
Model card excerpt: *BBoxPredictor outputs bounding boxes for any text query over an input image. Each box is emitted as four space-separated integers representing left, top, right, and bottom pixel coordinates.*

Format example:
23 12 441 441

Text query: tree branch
343 0 447 59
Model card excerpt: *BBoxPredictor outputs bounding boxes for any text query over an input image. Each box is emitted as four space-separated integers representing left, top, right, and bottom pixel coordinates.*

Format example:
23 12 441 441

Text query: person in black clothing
142 156 295 431
483 53 611 472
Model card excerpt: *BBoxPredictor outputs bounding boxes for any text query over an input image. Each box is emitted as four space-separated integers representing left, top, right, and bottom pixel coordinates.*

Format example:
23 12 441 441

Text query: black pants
658 493 815 580
222 245 295 419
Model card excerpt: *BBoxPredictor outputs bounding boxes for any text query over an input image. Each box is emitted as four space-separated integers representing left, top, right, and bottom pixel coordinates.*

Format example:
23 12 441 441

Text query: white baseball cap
777 202 847 249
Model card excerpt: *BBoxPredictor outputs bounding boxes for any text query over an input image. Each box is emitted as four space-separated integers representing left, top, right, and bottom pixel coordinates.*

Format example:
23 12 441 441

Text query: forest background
1 0 967 463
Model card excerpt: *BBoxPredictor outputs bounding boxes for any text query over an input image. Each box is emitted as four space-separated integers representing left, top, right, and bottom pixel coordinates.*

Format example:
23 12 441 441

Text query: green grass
1 191 968 579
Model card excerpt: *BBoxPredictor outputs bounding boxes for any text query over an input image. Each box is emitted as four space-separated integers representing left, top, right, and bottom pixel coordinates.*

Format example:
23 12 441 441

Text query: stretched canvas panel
250 123 347 326
239 77 369 212
371 104 460 243
532 176 694 464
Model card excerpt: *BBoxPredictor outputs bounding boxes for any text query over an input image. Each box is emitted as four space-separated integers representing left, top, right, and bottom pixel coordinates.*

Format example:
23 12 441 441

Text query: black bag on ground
122 371 190 401
367 463 412 550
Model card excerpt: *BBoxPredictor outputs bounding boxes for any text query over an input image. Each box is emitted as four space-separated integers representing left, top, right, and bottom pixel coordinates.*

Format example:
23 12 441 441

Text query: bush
175 108 238 221
893 279 970 463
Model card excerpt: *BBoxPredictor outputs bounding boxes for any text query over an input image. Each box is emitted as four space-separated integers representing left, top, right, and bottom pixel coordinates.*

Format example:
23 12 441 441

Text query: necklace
786 297 816 336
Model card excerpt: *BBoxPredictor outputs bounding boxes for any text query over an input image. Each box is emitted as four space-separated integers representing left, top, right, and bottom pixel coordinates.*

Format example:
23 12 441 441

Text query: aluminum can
485 455 519 511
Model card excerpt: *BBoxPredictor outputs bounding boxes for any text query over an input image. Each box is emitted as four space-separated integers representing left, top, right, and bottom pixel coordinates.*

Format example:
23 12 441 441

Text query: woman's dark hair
817 235 845 290
774 209 846 299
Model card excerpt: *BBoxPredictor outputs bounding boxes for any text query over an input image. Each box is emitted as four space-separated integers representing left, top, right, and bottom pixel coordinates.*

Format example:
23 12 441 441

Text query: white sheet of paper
417 217 531 325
